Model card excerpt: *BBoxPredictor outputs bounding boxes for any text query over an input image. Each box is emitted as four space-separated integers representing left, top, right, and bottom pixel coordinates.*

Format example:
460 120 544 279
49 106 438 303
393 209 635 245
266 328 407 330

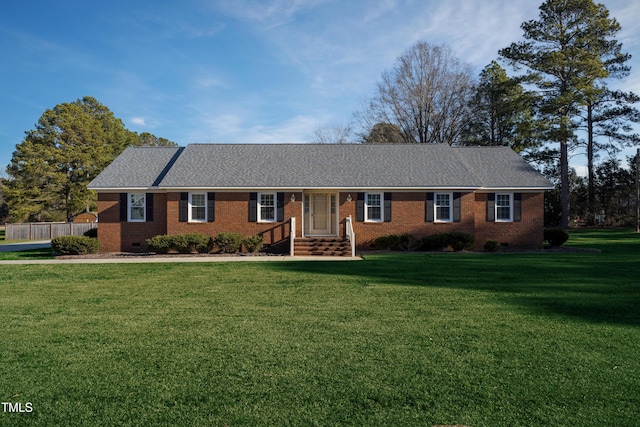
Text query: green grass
0 248 55 260
0 224 53 258
1 229 639 426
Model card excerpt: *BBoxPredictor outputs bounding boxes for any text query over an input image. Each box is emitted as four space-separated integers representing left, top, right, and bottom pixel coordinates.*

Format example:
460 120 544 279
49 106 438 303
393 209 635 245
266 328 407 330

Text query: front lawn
0 248 54 260
1 229 639 426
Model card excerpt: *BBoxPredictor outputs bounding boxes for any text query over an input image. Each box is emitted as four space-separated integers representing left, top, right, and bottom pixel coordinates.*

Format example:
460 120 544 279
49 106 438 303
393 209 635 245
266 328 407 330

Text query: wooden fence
5 222 97 240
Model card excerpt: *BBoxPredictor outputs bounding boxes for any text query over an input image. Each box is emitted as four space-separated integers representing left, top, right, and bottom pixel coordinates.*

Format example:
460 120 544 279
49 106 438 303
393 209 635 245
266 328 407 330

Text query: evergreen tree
4 97 175 222
500 0 624 227
362 123 405 144
136 132 178 147
573 9 639 215
579 89 640 213
463 61 540 152
594 157 636 225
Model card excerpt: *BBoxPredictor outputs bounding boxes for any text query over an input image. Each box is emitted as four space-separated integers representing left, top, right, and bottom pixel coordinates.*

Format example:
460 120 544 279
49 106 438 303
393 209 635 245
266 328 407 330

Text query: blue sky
1 0 639 173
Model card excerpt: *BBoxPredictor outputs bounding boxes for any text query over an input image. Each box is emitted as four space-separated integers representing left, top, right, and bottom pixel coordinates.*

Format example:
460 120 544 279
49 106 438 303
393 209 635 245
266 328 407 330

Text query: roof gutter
89 185 553 192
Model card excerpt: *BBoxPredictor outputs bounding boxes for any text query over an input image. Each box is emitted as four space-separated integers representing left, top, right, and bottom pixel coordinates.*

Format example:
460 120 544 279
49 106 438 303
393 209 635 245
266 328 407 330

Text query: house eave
88 187 160 192
154 186 484 192
90 185 553 193
478 186 555 192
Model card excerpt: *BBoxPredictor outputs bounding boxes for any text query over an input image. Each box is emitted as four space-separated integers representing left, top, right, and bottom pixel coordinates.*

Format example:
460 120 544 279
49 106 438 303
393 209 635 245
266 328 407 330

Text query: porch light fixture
346 193 352 202
290 193 296 202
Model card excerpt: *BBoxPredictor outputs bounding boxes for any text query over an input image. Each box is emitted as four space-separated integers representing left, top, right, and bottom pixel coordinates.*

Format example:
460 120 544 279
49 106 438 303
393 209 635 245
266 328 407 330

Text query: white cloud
123 0 640 155
243 115 323 143
131 117 146 126
191 70 231 91
572 164 588 178
613 1 640 46
193 111 322 144
362 0 398 23
207 114 244 137
120 5 226 42
212 0 330 26
175 21 226 39
230 0 543 104
420 0 540 69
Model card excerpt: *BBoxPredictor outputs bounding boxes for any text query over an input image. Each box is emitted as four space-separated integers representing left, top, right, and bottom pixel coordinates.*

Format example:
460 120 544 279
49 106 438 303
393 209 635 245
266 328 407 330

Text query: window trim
188 192 207 223
434 192 453 223
258 192 277 223
495 193 513 222
364 192 384 223
128 193 146 222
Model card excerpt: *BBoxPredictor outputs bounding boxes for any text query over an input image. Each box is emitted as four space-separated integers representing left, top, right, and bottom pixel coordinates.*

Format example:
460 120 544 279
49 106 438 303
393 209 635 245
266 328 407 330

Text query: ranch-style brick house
88 144 553 255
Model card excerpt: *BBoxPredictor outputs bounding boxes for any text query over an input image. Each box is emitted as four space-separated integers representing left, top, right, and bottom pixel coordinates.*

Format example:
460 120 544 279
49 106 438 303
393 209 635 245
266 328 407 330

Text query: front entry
309 193 332 235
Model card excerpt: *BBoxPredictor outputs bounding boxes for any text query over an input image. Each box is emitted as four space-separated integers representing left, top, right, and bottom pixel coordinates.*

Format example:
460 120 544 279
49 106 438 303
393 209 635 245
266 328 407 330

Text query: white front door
309 193 331 235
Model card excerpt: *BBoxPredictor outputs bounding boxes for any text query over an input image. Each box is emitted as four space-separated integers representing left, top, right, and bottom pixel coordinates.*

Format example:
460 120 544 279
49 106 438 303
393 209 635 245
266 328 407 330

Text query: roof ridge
128 145 184 148
184 143 454 147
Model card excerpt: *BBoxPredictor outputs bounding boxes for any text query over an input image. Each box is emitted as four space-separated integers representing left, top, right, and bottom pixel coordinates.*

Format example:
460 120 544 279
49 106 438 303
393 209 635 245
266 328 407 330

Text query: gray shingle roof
88 144 553 191
88 146 182 189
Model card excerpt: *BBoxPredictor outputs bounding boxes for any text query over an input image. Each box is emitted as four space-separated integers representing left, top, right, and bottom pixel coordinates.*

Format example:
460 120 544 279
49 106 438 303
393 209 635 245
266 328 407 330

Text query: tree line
317 0 640 228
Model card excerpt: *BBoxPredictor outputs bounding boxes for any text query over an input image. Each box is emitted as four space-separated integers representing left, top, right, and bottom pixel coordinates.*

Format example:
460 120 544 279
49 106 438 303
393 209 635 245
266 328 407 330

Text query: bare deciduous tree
356 41 476 145
312 122 354 144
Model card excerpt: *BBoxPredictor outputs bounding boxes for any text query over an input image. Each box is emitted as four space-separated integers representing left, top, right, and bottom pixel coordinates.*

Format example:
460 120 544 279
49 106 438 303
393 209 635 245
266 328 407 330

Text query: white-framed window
258 192 276 222
495 193 513 222
365 192 383 222
189 193 206 222
128 193 146 222
434 193 452 222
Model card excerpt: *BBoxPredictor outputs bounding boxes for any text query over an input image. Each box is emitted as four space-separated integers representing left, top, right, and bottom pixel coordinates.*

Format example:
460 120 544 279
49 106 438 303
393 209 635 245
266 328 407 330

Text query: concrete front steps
293 237 353 256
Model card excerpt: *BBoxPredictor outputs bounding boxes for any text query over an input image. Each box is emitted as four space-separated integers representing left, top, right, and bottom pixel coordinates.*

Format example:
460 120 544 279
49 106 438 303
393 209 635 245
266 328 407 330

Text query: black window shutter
146 193 154 222
425 192 434 222
486 193 495 222
514 193 522 222
277 192 285 222
384 192 392 222
248 192 257 222
179 192 188 222
356 192 365 222
207 192 215 222
453 192 461 222
119 193 128 222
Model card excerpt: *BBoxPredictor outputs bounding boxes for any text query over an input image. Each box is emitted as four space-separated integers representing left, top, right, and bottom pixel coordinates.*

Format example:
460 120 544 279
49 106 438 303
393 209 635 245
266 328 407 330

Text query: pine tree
4 97 173 222
500 0 624 227
463 61 540 152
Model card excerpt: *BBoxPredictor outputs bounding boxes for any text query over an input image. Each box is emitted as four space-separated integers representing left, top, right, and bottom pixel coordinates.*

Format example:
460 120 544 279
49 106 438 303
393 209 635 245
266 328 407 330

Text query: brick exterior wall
97 190 545 253
96 193 121 252
166 192 302 249
97 193 168 252
473 192 545 249
340 192 477 249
